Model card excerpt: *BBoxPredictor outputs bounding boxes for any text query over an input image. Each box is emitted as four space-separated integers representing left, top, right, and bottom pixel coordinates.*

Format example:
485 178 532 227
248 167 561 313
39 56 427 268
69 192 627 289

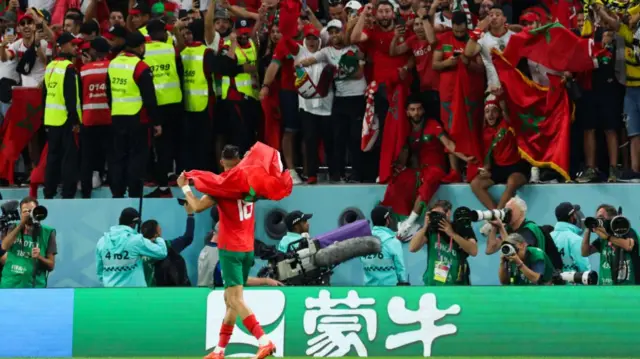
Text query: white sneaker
290 171 303 185
397 218 413 239
92 171 102 189
480 221 493 237
530 167 540 183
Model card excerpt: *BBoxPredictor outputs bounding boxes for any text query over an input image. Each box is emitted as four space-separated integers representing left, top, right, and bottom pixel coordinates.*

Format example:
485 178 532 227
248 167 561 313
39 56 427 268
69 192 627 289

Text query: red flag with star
502 22 597 73
449 62 484 169
0 87 43 184
378 83 410 184
493 52 572 180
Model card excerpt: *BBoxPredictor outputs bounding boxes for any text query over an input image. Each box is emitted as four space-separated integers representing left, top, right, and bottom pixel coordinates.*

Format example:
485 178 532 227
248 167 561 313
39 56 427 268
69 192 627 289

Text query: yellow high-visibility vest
144 41 182 105
108 54 143 116
44 59 82 126
181 45 209 112
221 39 258 100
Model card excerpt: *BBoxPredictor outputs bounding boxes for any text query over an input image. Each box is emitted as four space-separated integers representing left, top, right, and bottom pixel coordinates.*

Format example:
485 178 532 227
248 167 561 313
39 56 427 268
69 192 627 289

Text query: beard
378 18 392 28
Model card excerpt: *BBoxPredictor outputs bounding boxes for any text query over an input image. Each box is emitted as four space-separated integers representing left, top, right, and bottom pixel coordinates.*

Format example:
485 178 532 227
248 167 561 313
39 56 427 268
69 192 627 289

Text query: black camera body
428 211 445 233
584 215 630 237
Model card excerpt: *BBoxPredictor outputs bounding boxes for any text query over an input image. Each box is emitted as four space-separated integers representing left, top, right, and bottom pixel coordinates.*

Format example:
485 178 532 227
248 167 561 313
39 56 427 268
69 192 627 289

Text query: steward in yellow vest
106 31 162 198
179 20 215 171
143 19 183 196
42 32 82 199
218 19 261 154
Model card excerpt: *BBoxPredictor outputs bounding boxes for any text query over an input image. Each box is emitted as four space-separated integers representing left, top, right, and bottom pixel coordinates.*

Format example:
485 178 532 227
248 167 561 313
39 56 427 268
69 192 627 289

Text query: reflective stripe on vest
144 41 182 105
181 45 209 112
221 39 258 100
81 60 112 126
44 59 82 126
108 54 143 116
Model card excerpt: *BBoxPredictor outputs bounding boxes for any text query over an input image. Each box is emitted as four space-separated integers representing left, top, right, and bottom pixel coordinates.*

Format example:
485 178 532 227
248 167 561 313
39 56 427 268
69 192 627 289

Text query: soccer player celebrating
178 144 291 359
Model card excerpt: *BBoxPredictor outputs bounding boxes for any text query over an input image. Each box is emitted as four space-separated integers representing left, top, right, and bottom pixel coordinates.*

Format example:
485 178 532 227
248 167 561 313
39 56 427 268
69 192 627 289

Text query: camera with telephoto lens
428 211 446 233
454 206 512 224
501 242 517 257
560 270 598 285
584 209 630 237
0 200 20 231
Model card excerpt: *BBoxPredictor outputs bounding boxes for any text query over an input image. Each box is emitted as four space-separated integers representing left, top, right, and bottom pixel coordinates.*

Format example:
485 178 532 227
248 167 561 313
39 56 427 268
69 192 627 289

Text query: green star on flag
442 101 453 128
17 103 42 132
518 110 545 134
464 97 479 129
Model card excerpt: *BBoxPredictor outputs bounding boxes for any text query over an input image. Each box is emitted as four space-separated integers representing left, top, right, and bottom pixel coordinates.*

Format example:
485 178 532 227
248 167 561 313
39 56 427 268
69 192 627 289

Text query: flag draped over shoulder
378 83 409 184
493 52 572 180
449 62 484 165
185 142 293 201
502 23 597 73
0 87 43 184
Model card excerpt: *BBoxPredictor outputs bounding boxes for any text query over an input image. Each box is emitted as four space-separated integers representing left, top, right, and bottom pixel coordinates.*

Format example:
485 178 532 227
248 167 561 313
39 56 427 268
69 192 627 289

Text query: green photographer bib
1 225 53 288
508 247 554 285
597 232 637 285
423 231 463 286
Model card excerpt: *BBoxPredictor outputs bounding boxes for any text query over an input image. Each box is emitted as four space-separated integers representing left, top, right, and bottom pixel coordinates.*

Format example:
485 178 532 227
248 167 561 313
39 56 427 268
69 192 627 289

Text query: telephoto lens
584 217 603 230
560 271 598 285
500 243 517 257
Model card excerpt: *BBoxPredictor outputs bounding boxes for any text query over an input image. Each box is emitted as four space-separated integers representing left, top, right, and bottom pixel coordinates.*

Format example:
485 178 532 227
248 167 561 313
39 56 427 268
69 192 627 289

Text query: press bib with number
423 231 462 286
215 196 255 252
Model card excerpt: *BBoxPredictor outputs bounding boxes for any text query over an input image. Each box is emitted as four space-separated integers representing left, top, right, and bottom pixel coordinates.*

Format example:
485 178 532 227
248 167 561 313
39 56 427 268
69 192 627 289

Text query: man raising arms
178 145 276 359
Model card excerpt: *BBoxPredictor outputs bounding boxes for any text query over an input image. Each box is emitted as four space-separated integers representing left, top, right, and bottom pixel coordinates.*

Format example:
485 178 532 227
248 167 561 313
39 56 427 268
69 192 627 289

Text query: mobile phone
36 23 43 31
302 0 308 11
5 28 14 36
177 198 187 206
453 50 461 57
395 12 406 26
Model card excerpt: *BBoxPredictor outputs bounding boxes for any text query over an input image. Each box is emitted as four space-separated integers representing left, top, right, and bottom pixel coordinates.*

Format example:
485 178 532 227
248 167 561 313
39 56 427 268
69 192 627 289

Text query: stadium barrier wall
1 183 638 287
1 286 639 357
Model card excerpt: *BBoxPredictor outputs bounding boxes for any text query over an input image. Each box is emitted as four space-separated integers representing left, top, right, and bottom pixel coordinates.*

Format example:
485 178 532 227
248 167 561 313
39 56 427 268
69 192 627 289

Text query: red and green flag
185 142 293 201
449 62 484 166
502 22 597 73
0 87 43 184
493 52 572 180
378 83 410 184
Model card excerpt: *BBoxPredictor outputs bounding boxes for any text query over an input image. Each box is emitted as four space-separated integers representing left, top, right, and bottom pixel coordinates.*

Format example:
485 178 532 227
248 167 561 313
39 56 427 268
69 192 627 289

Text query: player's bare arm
177 172 217 213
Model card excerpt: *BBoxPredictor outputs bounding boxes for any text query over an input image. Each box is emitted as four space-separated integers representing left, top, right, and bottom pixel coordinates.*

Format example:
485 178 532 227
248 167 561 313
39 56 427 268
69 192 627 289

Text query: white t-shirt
313 45 366 97
527 60 562 87
8 39 52 88
0 37 19 84
294 44 334 116
478 30 514 89
434 11 452 29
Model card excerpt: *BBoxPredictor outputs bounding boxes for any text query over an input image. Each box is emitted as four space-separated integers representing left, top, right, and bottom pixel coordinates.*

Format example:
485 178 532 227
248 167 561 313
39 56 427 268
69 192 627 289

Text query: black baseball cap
119 207 141 226
146 18 166 34
130 1 151 15
57 32 76 46
371 206 391 226
125 31 146 48
90 37 111 53
285 210 312 231
107 24 128 39
555 202 580 222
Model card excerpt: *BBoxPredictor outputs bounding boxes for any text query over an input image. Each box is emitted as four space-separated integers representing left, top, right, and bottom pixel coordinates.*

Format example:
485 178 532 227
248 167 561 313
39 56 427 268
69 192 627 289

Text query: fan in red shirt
470 95 529 211
380 95 474 238
390 9 440 119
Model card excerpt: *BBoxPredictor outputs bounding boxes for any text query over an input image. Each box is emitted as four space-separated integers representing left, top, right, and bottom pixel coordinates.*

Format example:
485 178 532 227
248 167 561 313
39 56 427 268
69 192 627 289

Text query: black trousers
332 96 366 181
227 97 259 155
154 103 183 185
110 117 149 198
182 109 212 171
301 110 335 178
44 122 79 199
80 125 112 198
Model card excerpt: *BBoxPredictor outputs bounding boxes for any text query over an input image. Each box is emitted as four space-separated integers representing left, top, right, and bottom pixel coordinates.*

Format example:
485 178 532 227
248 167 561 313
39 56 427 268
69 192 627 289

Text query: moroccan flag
260 84 282 150
378 83 410 184
493 52 572 180
29 143 48 198
502 23 597 73
449 62 484 164
185 142 293 201
278 0 301 38
0 87 43 184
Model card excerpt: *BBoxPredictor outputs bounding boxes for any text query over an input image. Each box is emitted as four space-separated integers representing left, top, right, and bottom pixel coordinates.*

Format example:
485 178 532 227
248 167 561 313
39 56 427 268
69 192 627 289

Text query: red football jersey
216 197 256 252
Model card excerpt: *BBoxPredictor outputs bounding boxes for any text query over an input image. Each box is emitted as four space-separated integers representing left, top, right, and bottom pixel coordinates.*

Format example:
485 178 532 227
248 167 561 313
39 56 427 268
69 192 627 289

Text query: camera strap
436 233 454 262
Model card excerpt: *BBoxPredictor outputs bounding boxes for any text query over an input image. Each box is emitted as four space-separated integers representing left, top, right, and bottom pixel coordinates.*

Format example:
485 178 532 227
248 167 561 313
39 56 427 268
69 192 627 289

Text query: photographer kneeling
409 200 478 286
0 197 56 288
499 233 554 285
581 204 640 285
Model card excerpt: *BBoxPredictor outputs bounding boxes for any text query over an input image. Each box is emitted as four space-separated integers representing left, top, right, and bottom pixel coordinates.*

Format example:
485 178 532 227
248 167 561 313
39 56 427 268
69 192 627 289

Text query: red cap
129 9 141 15
72 37 84 45
303 24 320 38
236 27 252 35
18 13 33 23
79 41 91 51
519 12 539 24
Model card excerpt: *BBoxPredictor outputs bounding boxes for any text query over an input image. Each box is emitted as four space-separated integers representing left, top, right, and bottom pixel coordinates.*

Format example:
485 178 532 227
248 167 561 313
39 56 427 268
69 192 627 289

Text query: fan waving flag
493 52 572 180
502 23 598 73
449 62 484 168
185 142 293 201
378 83 410 184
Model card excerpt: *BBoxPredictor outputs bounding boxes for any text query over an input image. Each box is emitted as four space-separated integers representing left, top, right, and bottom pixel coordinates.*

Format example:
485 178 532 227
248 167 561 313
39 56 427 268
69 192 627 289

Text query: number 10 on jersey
237 200 254 221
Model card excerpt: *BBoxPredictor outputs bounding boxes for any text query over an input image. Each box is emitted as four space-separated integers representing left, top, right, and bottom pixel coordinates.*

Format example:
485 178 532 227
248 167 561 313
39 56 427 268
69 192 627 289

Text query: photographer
499 233 555 285
581 204 640 285
0 197 56 288
551 202 591 272
409 200 478 286
142 203 195 287
360 206 408 286
278 211 312 253
96 208 168 287
486 197 563 270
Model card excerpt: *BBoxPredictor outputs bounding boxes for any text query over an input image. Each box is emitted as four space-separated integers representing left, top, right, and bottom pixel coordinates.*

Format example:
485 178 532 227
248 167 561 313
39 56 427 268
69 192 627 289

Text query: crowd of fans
0 0 636 204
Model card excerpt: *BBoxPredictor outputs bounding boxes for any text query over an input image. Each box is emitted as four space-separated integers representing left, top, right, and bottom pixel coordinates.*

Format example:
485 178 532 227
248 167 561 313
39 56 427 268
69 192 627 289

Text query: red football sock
242 314 265 340
218 324 234 348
